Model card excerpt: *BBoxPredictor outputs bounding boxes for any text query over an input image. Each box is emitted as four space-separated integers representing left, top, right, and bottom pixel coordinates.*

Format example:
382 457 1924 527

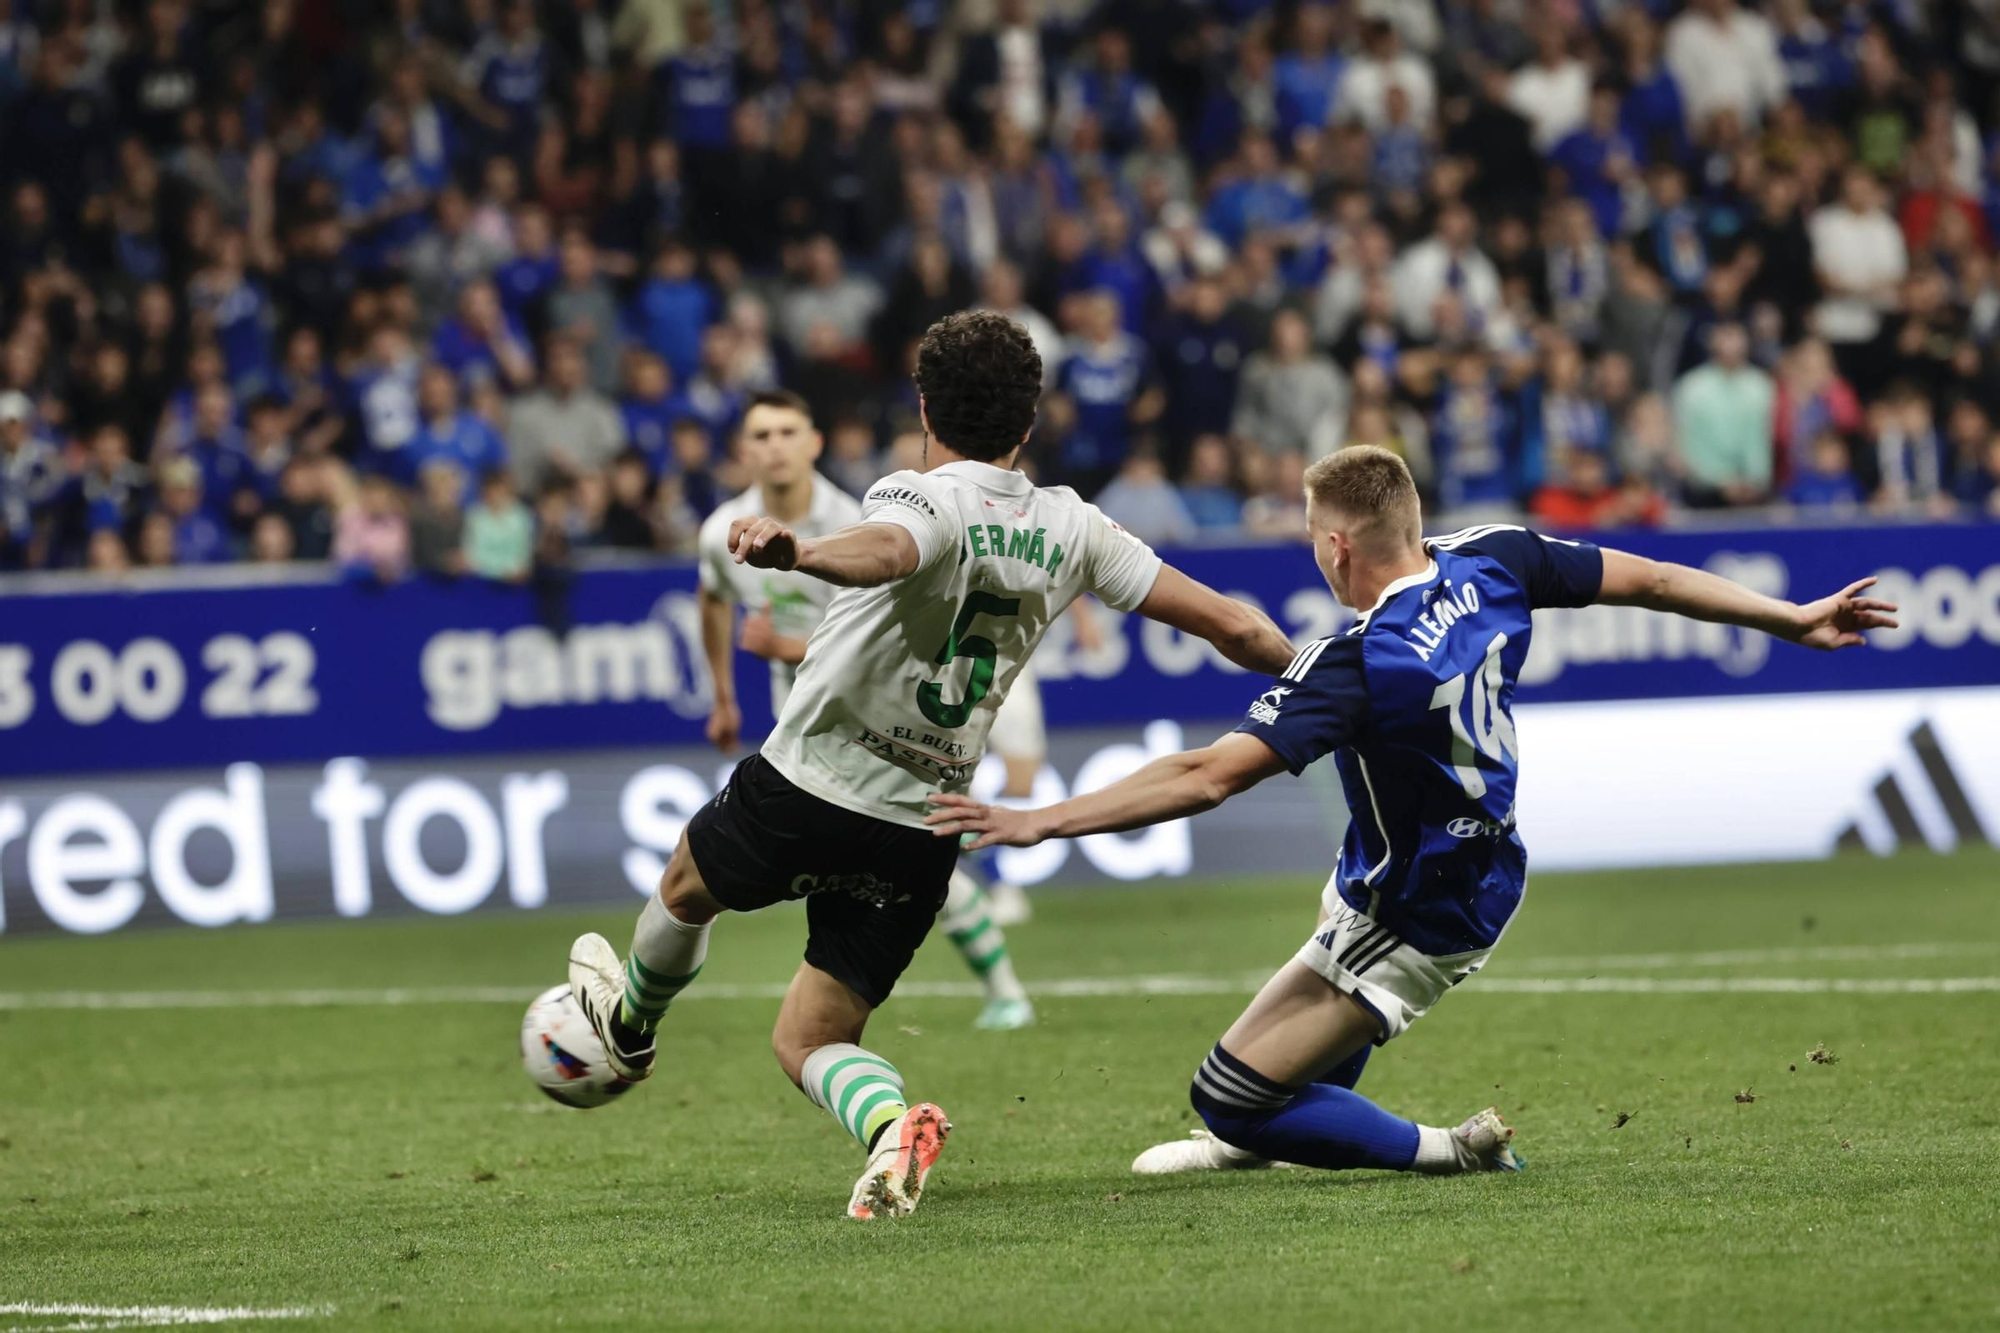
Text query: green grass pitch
2 849 1997 1331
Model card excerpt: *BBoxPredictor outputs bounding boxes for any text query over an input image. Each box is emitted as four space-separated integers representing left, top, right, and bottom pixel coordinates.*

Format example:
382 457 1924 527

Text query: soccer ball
519 984 637 1109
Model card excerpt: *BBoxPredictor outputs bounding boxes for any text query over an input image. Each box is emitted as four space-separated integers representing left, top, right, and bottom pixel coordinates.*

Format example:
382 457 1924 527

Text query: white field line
0 1303 325 1331
1507 941 2000 971
3 972 2000 1012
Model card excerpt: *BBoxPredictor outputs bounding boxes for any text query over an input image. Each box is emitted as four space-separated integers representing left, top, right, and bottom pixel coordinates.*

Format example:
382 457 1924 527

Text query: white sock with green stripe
943 870 1027 1003
801 1044 907 1152
619 893 710 1032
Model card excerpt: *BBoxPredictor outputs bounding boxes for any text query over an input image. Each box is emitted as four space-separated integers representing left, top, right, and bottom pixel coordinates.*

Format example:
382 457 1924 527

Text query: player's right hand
706 700 741 752
729 516 800 570
923 794 1048 850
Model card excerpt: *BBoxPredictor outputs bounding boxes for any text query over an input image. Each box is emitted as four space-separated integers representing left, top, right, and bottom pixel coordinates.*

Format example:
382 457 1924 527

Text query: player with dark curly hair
563 310 1302 1220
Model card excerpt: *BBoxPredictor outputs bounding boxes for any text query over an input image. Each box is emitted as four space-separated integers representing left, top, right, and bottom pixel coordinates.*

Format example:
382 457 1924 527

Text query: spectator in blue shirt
1052 290 1164 493
466 0 549 158
341 105 442 274
432 279 536 392
1617 13 1690 164
408 365 506 503
1205 132 1309 249
1431 349 1525 513
0 391 58 568
1550 83 1642 237
1080 201 1159 335
1056 28 1162 155
630 238 714 384
1274 3 1346 139
1643 163 1709 299
492 203 559 325
188 230 276 398
1152 274 1246 453
620 350 679 477
1786 429 1865 509
1180 434 1246 531
180 383 255 526
1774 0 1852 121
351 325 424 471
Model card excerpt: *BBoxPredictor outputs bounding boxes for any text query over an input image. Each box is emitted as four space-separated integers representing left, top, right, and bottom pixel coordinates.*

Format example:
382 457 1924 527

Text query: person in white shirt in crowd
1142 200 1230 293
1809 166 1908 362
1666 0 1786 130
977 260 1062 388
1337 19 1435 135
1392 202 1501 340
1507 23 1590 153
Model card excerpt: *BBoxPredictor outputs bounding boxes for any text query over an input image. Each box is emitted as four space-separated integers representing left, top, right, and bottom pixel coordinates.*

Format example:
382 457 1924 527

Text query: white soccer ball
520 983 637 1109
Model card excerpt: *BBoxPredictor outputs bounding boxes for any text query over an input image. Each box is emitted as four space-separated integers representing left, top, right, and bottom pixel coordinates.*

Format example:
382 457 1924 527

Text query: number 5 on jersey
918 591 1021 728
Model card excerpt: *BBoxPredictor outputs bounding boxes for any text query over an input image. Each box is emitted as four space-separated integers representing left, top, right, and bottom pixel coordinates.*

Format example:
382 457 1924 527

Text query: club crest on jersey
1247 684 1293 725
1407 581 1482 661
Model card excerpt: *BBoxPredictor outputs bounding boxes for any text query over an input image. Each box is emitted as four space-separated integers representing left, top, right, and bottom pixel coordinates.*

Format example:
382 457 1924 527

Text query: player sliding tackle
929 446 1897 1180
565 312 1297 1219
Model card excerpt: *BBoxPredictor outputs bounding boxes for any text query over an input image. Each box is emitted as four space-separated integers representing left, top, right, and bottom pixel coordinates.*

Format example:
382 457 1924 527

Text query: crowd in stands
3 0 2000 580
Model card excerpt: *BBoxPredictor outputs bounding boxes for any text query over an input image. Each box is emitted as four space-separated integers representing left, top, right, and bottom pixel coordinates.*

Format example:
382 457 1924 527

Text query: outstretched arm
697 587 741 751
1136 565 1298 674
730 518 920 588
926 732 1288 849
1596 550 1898 650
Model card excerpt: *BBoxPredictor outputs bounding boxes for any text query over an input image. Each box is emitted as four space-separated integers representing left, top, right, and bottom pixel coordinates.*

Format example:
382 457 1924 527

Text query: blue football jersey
1235 525 1604 956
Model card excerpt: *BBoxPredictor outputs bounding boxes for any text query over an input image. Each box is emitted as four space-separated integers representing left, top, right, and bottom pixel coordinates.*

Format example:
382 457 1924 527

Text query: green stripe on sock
948 919 996 949
847 1087 905 1144
966 944 1007 975
629 955 702 988
816 1056 900 1111
834 1074 900 1128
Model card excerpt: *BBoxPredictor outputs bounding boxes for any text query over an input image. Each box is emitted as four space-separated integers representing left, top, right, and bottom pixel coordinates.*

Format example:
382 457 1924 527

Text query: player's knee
771 1028 812 1088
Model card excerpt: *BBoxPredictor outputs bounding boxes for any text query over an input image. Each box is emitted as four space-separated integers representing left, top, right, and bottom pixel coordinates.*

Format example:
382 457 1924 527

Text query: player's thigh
657 832 728 923
771 961 874 1085
1218 961 1380 1087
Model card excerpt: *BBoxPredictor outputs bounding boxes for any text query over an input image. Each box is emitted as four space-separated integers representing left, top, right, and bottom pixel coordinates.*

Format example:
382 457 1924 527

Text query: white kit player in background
565 312 1298 1220
694 389 1036 1030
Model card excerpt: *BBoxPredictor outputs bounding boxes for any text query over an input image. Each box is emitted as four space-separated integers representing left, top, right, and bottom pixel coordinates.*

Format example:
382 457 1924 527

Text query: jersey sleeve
1232 635 1369 775
1079 503 1164 611
1445 525 1603 610
861 471 956 573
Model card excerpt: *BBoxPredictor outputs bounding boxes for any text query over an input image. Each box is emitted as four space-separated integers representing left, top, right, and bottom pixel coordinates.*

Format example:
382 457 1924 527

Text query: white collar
1351 559 1439 632
931 458 1031 494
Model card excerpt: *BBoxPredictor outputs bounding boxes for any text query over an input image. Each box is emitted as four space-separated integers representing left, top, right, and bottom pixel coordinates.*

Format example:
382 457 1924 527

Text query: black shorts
686 753 959 1008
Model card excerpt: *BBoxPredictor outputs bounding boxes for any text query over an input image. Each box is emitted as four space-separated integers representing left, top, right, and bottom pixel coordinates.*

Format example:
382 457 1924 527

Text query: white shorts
987 664 1045 761
1295 877 1495 1043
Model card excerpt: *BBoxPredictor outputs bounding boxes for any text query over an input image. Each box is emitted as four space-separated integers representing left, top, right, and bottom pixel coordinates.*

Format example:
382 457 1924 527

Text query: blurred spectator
410 461 468 577
1773 340 1861 482
1240 450 1308 539
1673 322 1776 506
274 457 335 562
433 279 536 392
1180 434 1245 532
156 458 228 565
333 471 410 584
1532 447 1667 531
464 469 533 581
1094 443 1197 547
979 260 1062 387
1666 0 1786 130
47 425 147 567
1154 273 1246 456
1785 430 1866 510
822 418 881 499
1949 400 2000 516
600 451 660 551
1231 309 1348 457
1338 20 1434 135
1869 387 1950 514
780 235 883 362
1050 290 1162 494
410 365 507 502
249 511 295 564
1430 349 1524 517
1508 26 1590 154
1810 167 1908 384
1394 203 1499 340
0 389 56 568
508 337 627 489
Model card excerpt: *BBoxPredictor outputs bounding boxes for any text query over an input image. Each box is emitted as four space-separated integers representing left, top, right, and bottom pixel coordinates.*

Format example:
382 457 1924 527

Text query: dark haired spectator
1050 290 1161 494
600 450 660 551
548 231 624 395
1094 442 1196 547
507 337 626 488
1180 435 1244 531
1231 309 1347 457
1785 430 1866 510
1531 446 1667 531
1674 322 1775 506
0 390 57 568
410 461 467 577
463 469 531 582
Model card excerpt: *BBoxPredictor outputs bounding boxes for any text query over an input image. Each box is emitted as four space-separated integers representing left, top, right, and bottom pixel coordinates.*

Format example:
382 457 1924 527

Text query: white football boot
1131 1129 1281 1175
566 932 656 1082
1447 1106 1524 1172
847 1102 951 1220
974 996 1035 1030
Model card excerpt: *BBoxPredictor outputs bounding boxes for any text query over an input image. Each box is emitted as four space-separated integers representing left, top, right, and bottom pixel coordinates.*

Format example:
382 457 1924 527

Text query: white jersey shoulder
697 476 863 709
762 460 1162 827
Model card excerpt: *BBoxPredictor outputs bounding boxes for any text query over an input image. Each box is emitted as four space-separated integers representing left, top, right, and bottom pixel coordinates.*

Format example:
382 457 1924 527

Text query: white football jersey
697 475 863 712
762 460 1162 828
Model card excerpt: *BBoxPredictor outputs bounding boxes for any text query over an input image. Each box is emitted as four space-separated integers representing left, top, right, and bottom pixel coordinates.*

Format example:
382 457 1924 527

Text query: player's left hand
1792 576 1900 651
924 794 1048 850
730 516 800 570
738 608 779 659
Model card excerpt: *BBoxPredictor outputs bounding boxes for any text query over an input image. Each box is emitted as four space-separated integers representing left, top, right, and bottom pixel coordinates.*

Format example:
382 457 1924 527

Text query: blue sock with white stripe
1190 1044 1417 1170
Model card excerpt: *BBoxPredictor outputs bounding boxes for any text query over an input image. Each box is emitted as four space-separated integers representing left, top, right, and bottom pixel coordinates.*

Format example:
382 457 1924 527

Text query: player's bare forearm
927 734 1286 848
1596 549 1898 651
698 589 737 707
1137 565 1298 675
794 524 921 587
732 516 919 588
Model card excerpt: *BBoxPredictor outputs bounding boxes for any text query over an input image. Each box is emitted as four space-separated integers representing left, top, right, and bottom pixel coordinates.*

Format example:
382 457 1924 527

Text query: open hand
729 516 799 570
1791 577 1899 651
924 794 1049 850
